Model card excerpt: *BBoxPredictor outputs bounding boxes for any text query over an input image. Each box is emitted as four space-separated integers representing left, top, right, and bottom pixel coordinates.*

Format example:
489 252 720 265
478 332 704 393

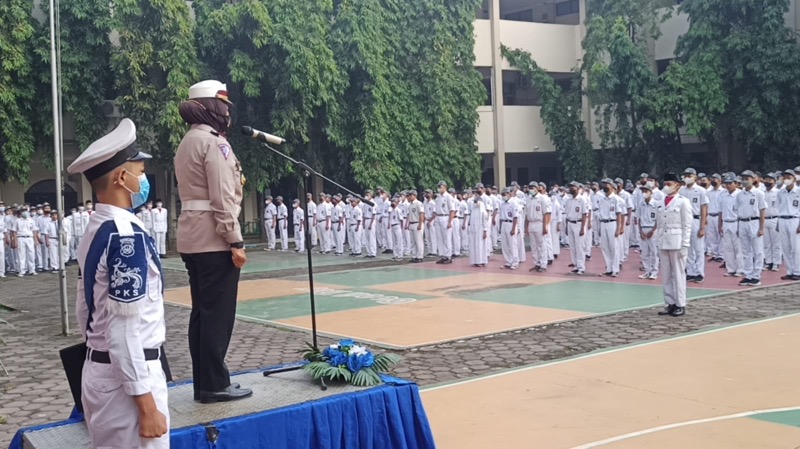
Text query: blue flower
347 353 365 372
361 352 375 368
338 339 356 349
330 351 348 367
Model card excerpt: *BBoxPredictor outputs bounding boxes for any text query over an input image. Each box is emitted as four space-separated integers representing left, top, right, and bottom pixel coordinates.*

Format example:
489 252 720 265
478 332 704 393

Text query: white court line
422 311 800 392
569 406 800 449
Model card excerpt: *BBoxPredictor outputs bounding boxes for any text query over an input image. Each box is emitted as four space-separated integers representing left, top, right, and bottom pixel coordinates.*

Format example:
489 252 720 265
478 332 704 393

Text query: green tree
0 0 36 182
671 0 800 168
111 0 200 165
32 0 115 158
502 47 596 181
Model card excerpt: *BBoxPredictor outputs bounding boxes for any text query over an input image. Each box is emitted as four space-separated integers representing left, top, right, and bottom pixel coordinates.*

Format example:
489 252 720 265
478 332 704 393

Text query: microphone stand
251 140 373 390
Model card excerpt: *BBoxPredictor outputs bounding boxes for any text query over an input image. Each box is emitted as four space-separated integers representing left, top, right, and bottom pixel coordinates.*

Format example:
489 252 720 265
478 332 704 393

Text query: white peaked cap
188 80 232 104
67 118 151 182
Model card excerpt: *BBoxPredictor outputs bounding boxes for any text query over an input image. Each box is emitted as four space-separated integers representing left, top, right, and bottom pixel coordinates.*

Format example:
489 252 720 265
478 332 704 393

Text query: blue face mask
123 171 150 209
22 211 30 219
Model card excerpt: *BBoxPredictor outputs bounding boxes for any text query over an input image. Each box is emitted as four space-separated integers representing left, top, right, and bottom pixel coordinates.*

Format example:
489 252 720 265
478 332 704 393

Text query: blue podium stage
11 368 437 449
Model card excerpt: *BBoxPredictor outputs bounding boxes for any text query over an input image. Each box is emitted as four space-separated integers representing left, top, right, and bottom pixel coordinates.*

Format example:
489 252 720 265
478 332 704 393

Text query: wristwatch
230 242 244 249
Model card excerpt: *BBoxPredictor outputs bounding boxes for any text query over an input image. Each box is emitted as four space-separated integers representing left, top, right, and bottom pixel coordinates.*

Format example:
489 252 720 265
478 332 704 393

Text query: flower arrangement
302 339 401 387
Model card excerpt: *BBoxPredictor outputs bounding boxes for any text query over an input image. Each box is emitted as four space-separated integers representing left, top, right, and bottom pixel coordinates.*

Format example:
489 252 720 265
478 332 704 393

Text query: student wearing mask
718 176 745 278
498 187 520 270
777 169 800 281
762 173 782 272
705 174 724 263
657 173 693 317
735 171 767 286
680 168 709 284
637 185 660 280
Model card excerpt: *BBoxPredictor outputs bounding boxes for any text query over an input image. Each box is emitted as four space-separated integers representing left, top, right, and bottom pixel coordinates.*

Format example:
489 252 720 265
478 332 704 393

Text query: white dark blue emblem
107 233 148 303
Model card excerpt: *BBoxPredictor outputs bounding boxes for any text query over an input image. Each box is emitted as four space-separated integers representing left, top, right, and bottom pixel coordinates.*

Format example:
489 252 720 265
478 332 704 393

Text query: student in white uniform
762 173 781 272
476 184 494 259
718 176 744 277
499 187 520 270
525 181 551 273
63 208 75 263
0 202 5 277
705 174 724 262
597 179 624 277
276 196 289 251
637 185 660 280
399 191 411 257
316 193 332 254
680 168 709 284
140 201 154 236
263 196 277 251
564 181 588 275
546 183 562 263
389 197 404 261
330 195 345 255
458 192 470 255
292 199 305 252
4 206 16 273
407 191 425 263
435 181 457 264
375 188 386 250
778 169 800 281
152 200 168 257
45 211 62 272
468 189 490 267
384 190 396 254
67 118 169 449
15 209 39 277
735 171 767 286
615 178 633 262
450 189 463 258
362 190 377 258
349 197 363 256
305 193 318 249
657 173 693 317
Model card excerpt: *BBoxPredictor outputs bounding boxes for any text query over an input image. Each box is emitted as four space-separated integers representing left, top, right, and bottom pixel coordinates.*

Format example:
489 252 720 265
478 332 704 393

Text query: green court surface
750 409 800 428
458 280 724 314
304 266 464 287
159 250 397 274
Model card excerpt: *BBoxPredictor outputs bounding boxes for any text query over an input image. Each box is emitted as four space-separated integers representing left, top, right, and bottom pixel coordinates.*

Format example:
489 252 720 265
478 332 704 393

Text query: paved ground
2 249 800 446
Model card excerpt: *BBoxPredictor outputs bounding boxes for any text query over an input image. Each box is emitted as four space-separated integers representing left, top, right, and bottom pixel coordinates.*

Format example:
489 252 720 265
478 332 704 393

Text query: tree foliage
502 47 596 181
671 0 800 167
0 0 35 182
111 0 200 166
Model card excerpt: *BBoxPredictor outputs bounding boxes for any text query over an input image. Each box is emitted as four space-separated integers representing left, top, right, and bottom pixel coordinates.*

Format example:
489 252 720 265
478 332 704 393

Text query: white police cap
188 80 232 104
67 118 151 182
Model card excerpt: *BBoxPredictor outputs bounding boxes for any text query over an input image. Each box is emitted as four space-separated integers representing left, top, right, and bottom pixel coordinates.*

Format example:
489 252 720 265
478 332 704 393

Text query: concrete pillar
490 0 506 188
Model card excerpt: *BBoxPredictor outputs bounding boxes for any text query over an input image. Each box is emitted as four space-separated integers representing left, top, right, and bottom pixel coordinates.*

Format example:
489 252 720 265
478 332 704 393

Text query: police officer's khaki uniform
657 194 693 309
175 121 246 394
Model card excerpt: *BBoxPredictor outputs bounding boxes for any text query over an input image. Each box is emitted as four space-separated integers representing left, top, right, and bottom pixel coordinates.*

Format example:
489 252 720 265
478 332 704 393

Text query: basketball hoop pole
49 0 69 336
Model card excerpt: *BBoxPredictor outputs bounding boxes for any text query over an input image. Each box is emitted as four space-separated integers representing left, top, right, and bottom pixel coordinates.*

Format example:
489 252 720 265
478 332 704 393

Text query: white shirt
597 194 623 221
293 207 305 228
152 207 168 233
350 205 363 226
264 203 277 221
778 187 800 218
525 193 551 222
735 188 766 219
706 187 723 214
637 198 660 228
718 189 740 222
332 203 344 224
764 187 780 217
499 199 519 223
139 208 154 230
564 195 588 221
76 204 165 397
680 184 710 216
277 204 288 220
306 201 317 223
316 201 329 222
435 192 457 217
15 217 38 237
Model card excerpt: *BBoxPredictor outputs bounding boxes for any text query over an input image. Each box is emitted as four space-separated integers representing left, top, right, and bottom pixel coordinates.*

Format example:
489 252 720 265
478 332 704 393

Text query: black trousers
181 251 240 392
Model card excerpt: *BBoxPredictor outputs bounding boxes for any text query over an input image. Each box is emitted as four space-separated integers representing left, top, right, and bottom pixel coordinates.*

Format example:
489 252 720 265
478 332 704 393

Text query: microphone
241 126 286 145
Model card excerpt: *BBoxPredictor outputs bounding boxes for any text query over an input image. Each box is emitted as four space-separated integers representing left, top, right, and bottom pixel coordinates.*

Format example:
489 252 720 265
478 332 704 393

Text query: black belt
464 214 471 216
17 236 32 238
567 220 581 224
738 217 759 222
89 347 161 364
780 216 799 219
708 213 720 217
724 220 737 223
501 219 513 223
601 219 616 223
48 237 59 240
391 224 399 227
693 215 701 219
409 221 419 224
277 218 286 221
765 216 777 220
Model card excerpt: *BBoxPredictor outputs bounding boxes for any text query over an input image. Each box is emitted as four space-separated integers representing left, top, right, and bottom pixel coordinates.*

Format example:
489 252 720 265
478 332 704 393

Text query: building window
477 67 493 106
502 70 538 106
504 9 534 22
555 0 580 17
656 59 672 76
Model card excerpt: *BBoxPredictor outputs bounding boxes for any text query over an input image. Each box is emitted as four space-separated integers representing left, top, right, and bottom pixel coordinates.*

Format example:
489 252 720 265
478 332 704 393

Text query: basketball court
421 313 800 449
163 249 789 349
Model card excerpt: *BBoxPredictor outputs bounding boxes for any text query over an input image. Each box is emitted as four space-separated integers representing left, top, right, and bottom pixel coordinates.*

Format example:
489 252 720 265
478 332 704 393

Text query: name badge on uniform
507 212 512 218
651 212 655 219
750 199 755 205
794 200 799 207
536 206 540 211
610 207 614 212
693 198 698 203
575 207 580 212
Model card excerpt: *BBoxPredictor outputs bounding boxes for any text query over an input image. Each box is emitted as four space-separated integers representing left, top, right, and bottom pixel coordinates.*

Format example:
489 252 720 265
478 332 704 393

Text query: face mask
742 180 753 189
121 170 150 209
644 192 652 199
502 196 509 202
785 179 795 187
37 210 43 215
0 207 4 213
645 181 655 189
22 212 30 218
78 207 85 212
86 204 93 211
683 177 694 185
569 189 578 197
662 184 675 195
765 182 774 190
711 181 718 187
156 203 163 208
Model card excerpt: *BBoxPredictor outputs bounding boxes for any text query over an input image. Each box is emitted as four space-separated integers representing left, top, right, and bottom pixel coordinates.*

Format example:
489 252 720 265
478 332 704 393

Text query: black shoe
765 263 773 271
781 275 794 281
196 385 253 404
692 275 704 284
791 275 800 281
585 256 591 261
748 279 762 286
441 258 452 264
382 249 393 254
602 272 612 276
553 255 558 259
548 260 553 266
738 278 752 286
686 274 696 281
160 254 168 259
670 307 685 317
571 269 579 274
435 258 445 264
658 305 676 316
568 264 575 268
194 383 243 401
530 266 541 272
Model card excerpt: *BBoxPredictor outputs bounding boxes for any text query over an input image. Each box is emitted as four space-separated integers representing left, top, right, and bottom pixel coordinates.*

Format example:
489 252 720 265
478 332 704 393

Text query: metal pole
49 0 69 335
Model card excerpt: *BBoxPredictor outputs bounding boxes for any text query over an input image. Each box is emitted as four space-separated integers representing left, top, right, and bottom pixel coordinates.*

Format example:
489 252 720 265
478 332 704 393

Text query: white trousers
527 222 547 269
70 234 82 260
334 225 345 254
460 222 469 253
763 218 781 265
500 222 519 267
83 359 169 449
739 220 764 280
592 215 600 246
385 221 394 251
391 225 403 258
706 214 722 257
35 237 44 269
47 239 60 271
278 220 289 250
154 232 166 255
377 218 386 248
621 219 631 261
265 219 275 249
310 221 318 248
600 222 619 274
17 237 35 274
491 218 500 250
721 222 743 275
402 227 411 256
780 218 800 276
687 219 705 277
452 218 462 256
640 227 658 275
516 221 526 263
584 219 593 256
436 216 452 258
567 221 586 271
294 225 305 252
4 242 14 271
550 219 560 258
661 248 688 307
317 222 330 252
410 226 424 259
0 238 4 274
364 221 377 257
350 226 363 254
